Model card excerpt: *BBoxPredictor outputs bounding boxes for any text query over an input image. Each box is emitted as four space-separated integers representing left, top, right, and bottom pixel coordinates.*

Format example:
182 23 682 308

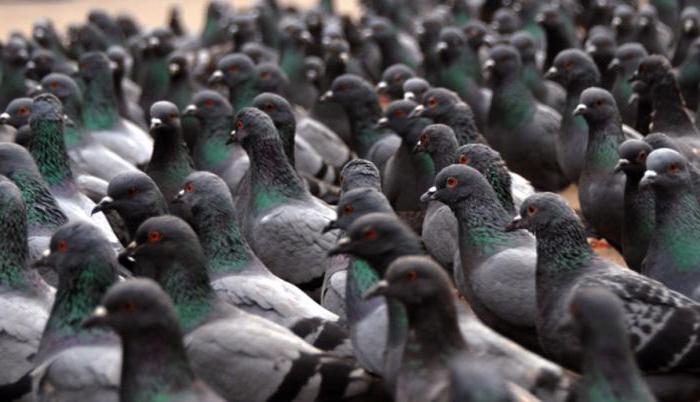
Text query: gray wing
422 203 458 268
296 117 352 169
510 172 535 210
251 203 337 286
0 293 49 384
321 262 347 319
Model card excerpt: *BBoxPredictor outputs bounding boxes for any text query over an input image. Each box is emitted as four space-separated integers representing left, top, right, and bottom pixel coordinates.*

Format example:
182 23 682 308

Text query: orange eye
169 113 178 119
79 62 87 70
428 97 437 107
265 103 275 112
123 301 136 311
259 71 271 79
18 107 29 116
363 228 377 240
339 175 344 184
228 65 239 73
668 163 680 173
343 204 354 214
527 205 537 215
393 109 405 118
337 84 348 92
203 99 215 108
184 182 194 192
57 240 68 252
49 81 60 90
564 61 573 70
446 177 458 188
405 270 417 281
596 100 603 107
127 187 138 197
237 120 244 129
459 155 469 164
420 133 428 144
637 151 647 162
148 231 162 243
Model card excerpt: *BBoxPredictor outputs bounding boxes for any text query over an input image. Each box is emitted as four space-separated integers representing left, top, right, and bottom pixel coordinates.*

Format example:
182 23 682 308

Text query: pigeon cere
6 0 700 400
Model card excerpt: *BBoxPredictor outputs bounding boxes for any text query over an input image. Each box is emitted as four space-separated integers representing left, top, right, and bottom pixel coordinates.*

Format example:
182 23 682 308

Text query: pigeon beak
375 117 389 129
227 129 239 145
26 60 36 71
168 62 181 75
536 14 545 23
376 81 388 93
614 158 630 172
322 220 339 234
628 92 640 105
483 59 495 73
109 60 118 71
118 241 138 269
172 189 186 203
628 72 639 83
339 52 349 63
505 215 524 231
420 186 437 202
573 104 587 116
436 41 448 53
32 248 52 268
319 90 334 102
300 31 312 44
150 118 163 130
183 104 197 117
148 36 160 48
413 140 426 154
639 170 658 188
363 280 389 299
0 112 10 125
483 35 496 47
306 69 318 82
404 91 416 101
685 19 696 33
328 236 352 256
639 17 649 27
544 66 558 80
586 44 597 54
208 70 224 85
607 58 620 72
82 306 109 329
612 16 622 27
408 104 425 118
91 196 114 215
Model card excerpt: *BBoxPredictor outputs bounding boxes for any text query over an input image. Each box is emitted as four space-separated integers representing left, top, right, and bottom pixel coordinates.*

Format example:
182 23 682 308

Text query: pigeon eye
57 240 68 252
427 97 438 107
18 107 29 116
127 187 138 197
564 61 573 70
637 151 647 162
259 71 271 79
228 65 239 74
203 99 215 108
405 270 417 281
394 75 405 83
49 81 60 90
446 177 458 188
336 84 348 92
122 301 136 312
393 109 405 118
265 103 275 112
668 163 680 173
343 204 354 214
459 154 469 164
339 175 344 184
169 113 178 119
148 231 162 243
184 182 194 192
237 120 244 129
527 205 537 215
420 133 429 144
363 228 377 240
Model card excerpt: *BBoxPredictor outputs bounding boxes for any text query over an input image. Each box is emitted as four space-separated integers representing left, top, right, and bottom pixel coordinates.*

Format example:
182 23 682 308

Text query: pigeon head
41 222 117 290
167 52 189 78
511 31 538 63
608 43 647 74
0 178 28 263
377 63 415 99
230 12 261 46
585 29 616 63
436 27 468 61
339 159 382 192
256 63 289 94
303 56 324 87
402 78 430 102
32 19 57 47
323 38 350 67
107 46 129 75
492 7 521 35
116 14 140 38
143 27 175 55
640 148 692 190
0 143 43 179
681 7 700 35
638 5 659 31
327 187 394 232
422 164 496 205
616 139 652 175
253 92 295 130
230 107 278 146
174 171 232 220
329 212 423 273
455 143 506 172
184 90 233 121
379 99 420 134
484 45 522 81
411 87 460 119
612 5 637 31
3 38 29 65
546 49 600 89
26 49 56 81
630 55 672 89
368 17 398 42
364 255 453 308
78 51 111 82
41 73 82 104
414 124 458 156
1 97 32 128
574 87 619 124
322 74 375 106
84 278 180 338
507 192 577 233
242 42 275 64
280 19 312 48
211 53 256 87
149 101 181 131
31 93 64 122
464 20 492 50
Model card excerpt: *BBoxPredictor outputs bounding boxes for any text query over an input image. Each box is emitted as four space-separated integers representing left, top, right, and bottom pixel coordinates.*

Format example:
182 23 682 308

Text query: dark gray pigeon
507 192 700 373
83 278 225 402
409 87 486 145
571 288 656 402
640 148 700 300
376 63 416 101
339 159 382 193
402 77 431 102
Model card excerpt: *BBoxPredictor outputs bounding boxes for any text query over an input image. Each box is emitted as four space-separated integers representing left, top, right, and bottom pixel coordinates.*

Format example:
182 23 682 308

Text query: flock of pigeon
4 0 700 400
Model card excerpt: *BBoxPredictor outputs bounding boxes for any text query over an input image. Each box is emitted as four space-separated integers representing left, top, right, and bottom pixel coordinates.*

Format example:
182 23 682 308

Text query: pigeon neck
143 58 171 103
247 136 308 212
404 294 467 362
1 64 26 98
451 194 514 259
622 172 655 248
10 171 67 230
480 166 516 215
82 74 120 130
490 76 537 129
29 118 75 188
151 125 189 165
534 219 594 275
440 104 482 145
651 188 700 272
61 100 87 147
274 118 297 167
160 259 217 331
650 73 697 136
281 44 306 81
229 80 257 111
345 257 383 322
194 114 234 168
0 203 29 289
344 94 384 157
439 53 480 95
583 118 624 174
427 144 457 173
194 201 259 276
120 327 195 402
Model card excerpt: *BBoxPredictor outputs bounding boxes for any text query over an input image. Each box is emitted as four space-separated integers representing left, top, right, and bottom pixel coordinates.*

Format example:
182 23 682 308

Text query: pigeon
538 4 580 69
28 93 118 245
135 29 175 117
230 107 337 297
28 222 121 402
0 38 30 111
506 192 700 374
571 287 656 402
208 53 259 111
640 148 700 300
546 49 601 183
609 43 648 128
422 164 539 352
574 87 626 249
678 38 700 113
585 26 617 90
612 5 639 45
448 357 521 402
107 45 147 129
409 87 486 145
616 139 655 271
339 159 383 193
173 171 339 327
278 20 317 110
636 5 672 57
485 45 568 191
0 178 53 386
26 48 58 83
672 7 700 67
368 17 421 71
492 7 522 40
145 100 194 210
83 278 225 402
0 96 32 145
184 90 249 194
376 64 416 101
92 171 168 240
123 215 380 402
402 77 431 102
511 31 566 113
77 51 152 167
